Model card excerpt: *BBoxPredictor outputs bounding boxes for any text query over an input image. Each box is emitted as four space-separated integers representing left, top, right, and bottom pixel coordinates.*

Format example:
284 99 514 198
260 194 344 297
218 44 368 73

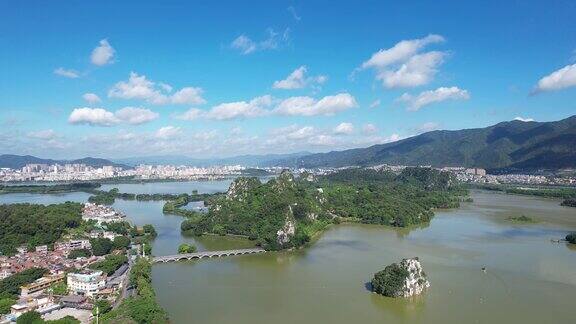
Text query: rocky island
180 167 467 251
371 258 430 298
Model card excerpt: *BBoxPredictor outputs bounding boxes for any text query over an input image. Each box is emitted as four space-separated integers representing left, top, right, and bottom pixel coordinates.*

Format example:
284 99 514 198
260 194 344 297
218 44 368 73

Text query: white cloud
287 6 301 21
108 72 205 105
91 39 115 66
287 126 316 140
533 63 576 93
206 95 272 120
68 107 158 126
369 99 381 108
175 108 204 121
398 86 470 111
415 122 441 133
333 122 354 135
274 93 358 116
28 129 58 140
378 51 446 88
68 108 119 126
362 123 378 134
155 126 181 139
514 116 535 122
170 87 205 105
54 67 79 78
82 93 101 104
231 28 290 55
272 66 327 90
358 34 446 88
115 107 159 125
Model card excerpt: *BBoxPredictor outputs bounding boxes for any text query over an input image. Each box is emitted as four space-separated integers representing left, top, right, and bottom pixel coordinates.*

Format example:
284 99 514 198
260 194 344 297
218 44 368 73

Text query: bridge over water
152 248 266 263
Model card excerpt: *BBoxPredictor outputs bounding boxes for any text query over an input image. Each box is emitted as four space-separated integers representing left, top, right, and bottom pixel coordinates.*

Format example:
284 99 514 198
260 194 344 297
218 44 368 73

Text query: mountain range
276 115 576 172
2 116 575 172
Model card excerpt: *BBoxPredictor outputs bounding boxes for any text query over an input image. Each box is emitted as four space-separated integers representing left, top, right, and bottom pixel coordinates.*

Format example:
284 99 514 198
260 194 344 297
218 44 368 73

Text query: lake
2 183 575 323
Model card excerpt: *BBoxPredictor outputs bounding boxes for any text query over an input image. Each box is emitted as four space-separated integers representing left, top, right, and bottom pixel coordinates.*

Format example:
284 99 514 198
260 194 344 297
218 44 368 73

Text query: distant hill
0 155 129 169
278 116 576 172
113 152 311 167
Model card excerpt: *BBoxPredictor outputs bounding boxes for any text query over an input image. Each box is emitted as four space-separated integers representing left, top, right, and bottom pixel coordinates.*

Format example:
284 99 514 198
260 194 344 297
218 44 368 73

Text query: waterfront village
0 163 575 186
0 203 140 323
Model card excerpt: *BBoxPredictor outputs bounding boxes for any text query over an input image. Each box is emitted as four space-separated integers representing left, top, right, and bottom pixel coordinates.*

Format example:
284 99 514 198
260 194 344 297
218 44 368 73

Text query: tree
93 299 111 316
142 224 157 238
371 263 409 297
89 255 128 275
566 232 576 244
113 236 131 250
16 310 42 324
49 282 67 295
0 268 47 299
0 298 15 315
178 243 196 254
89 237 113 256
67 249 91 259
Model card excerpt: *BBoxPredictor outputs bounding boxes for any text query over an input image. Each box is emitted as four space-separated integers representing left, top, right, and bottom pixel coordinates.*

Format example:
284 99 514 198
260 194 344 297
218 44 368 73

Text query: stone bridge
152 248 266 263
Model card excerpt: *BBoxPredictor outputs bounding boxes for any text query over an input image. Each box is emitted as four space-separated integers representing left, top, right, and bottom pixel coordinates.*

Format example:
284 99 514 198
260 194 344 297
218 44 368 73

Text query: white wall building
67 270 106 297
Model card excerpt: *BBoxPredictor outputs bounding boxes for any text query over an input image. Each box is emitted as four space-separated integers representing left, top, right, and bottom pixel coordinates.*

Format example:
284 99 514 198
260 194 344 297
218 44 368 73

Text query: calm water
99 179 233 194
3 184 576 323
151 190 576 324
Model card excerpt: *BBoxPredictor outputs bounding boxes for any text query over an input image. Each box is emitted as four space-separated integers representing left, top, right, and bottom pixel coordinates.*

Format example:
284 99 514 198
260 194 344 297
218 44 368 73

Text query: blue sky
1 0 575 159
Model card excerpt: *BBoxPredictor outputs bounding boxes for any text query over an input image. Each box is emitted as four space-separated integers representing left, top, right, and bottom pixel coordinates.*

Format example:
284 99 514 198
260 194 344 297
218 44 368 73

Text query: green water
2 185 575 323
151 190 576 323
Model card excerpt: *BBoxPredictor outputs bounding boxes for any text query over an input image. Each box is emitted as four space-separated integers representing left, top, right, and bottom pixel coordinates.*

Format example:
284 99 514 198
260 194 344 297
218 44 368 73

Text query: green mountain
284 116 576 172
0 155 129 169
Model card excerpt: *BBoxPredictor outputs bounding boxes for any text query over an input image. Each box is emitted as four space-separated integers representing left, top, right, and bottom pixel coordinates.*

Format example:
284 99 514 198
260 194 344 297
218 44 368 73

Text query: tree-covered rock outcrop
181 167 466 250
371 258 430 297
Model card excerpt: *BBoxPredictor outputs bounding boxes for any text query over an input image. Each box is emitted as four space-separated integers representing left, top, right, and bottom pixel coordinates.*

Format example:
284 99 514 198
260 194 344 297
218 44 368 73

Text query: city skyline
1 1 576 159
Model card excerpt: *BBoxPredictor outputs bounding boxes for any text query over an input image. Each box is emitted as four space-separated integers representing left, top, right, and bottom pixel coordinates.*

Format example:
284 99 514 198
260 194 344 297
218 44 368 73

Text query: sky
1 0 575 159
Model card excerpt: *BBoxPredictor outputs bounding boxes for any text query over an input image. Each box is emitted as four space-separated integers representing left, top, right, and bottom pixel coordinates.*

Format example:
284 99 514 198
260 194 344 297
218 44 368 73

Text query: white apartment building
67 270 106 297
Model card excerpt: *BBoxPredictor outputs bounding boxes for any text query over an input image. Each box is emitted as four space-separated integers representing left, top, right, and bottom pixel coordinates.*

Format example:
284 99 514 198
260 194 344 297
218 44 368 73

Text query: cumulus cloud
68 108 118 126
155 126 181 139
91 39 115 66
108 72 205 105
358 34 446 88
54 67 79 78
272 66 327 90
28 129 58 140
397 86 470 111
231 28 290 55
174 108 204 121
514 116 535 122
333 122 354 135
274 93 358 116
205 96 273 120
82 93 101 104
68 107 158 126
533 63 576 93
114 107 159 125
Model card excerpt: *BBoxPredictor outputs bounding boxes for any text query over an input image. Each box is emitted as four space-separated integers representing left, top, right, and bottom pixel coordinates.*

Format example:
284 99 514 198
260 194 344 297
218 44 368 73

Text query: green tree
0 298 16 315
89 237 113 256
113 236 131 250
0 268 47 299
566 232 576 244
142 224 157 238
178 243 196 254
67 249 91 259
93 299 111 315
371 263 409 297
16 310 42 324
49 282 67 295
